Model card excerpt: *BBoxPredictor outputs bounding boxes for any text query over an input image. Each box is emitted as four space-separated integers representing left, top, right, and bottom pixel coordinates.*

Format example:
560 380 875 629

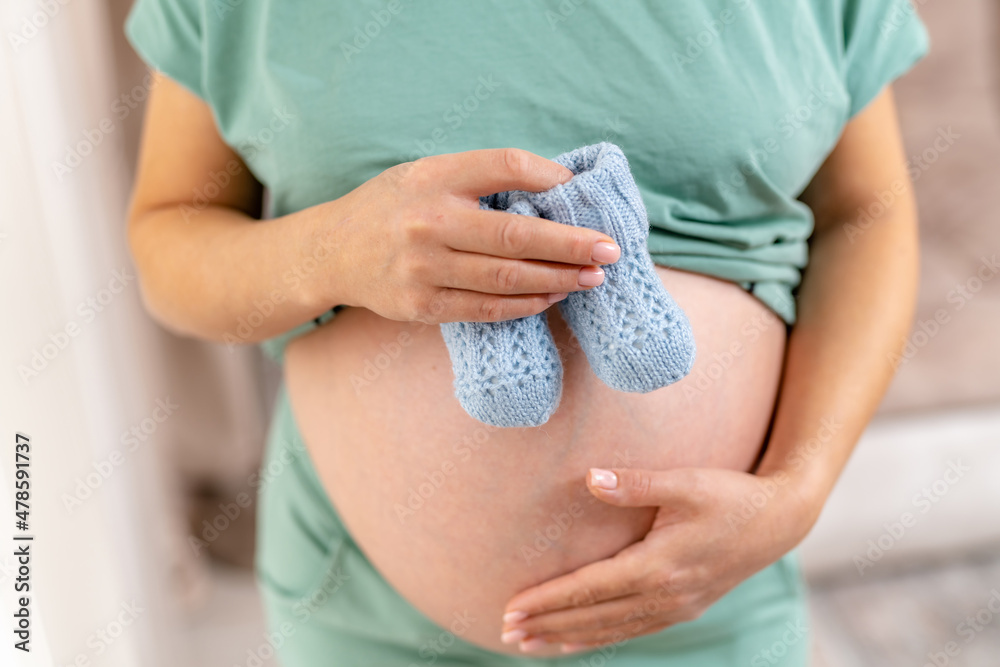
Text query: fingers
504 551 645 620
504 592 682 654
502 594 647 640
505 587 695 652
419 288 566 324
587 468 705 509
435 148 575 196
436 252 604 295
446 208 620 266
528 618 672 652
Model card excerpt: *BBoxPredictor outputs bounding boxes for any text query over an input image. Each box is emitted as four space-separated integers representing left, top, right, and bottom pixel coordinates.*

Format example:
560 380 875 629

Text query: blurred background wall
1 0 997 666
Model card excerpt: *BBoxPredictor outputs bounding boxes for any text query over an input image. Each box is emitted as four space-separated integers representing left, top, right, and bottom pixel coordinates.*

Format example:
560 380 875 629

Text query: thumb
586 468 696 508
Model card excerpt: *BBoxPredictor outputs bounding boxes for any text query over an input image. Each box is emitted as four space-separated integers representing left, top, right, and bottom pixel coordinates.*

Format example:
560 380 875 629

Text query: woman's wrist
282 196 359 316
753 468 827 544
753 426 853 540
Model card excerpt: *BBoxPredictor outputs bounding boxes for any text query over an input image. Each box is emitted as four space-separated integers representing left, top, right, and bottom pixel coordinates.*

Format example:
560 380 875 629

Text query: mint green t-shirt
125 0 929 363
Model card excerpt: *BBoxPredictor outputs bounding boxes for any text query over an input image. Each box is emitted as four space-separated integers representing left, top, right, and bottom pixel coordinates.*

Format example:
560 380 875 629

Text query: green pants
256 384 811 666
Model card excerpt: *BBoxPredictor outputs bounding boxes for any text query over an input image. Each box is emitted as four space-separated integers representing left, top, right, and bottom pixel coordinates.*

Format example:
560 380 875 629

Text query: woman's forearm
755 203 919 527
128 201 348 344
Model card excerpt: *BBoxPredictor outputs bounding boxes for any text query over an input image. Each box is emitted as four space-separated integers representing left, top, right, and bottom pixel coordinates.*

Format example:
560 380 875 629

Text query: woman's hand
130 77 621 341
499 88 918 656
329 148 621 324
499 466 817 654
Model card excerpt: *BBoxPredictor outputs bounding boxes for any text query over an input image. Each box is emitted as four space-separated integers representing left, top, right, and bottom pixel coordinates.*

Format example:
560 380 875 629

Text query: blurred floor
179 563 269 667
809 546 1000 667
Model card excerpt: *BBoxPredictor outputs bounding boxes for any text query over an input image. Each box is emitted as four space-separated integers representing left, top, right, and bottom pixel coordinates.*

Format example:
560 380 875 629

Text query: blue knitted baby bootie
438 196 562 428
517 143 696 392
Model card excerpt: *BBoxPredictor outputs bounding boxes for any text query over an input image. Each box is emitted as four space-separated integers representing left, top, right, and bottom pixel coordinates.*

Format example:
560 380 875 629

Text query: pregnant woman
125 1 928 664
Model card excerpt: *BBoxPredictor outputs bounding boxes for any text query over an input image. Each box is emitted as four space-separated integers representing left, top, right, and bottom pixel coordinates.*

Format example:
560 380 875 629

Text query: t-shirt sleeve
840 0 930 118
125 0 207 101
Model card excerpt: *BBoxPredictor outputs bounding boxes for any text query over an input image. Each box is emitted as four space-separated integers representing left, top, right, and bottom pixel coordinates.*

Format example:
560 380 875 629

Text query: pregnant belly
283 267 786 657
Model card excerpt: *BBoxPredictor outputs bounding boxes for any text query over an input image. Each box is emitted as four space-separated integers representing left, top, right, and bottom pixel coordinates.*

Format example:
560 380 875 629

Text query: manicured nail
501 629 527 644
591 241 621 264
562 643 590 653
503 610 528 624
548 292 569 304
578 266 605 287
519 638 550 652
589 468 618 490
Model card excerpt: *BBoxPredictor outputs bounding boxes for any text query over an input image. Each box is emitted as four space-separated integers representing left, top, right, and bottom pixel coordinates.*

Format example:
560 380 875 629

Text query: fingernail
589 468 618 490
503 610 528 624
501 629 527 644
562 643 590 653
578 266 605 287
519 638 550 652
591 241 620 264
548 292 569 304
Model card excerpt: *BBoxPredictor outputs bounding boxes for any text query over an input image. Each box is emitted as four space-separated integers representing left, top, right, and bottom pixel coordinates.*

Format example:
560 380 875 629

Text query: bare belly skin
283 267 787 657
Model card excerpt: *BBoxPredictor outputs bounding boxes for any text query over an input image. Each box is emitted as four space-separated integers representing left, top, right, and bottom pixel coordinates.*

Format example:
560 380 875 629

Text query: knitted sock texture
513 142 696 392
439 142 696 428
438 196 563 428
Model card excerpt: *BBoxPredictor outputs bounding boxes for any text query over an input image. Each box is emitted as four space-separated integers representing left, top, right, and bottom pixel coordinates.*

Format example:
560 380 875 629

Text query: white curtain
0 1 271 665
